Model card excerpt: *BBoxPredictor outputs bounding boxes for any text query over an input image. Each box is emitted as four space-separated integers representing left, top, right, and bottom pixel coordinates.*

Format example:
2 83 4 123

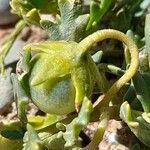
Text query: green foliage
22 98 92 149
10 0 58 15
86 0 112 30
23 124 45 150
1 0 150 149
121 14 150 148
108 0 146 34
40 0 89 42
120 101 150 147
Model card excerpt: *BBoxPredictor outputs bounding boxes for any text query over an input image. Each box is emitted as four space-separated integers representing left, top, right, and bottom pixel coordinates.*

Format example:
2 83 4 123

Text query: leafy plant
0 0 150 149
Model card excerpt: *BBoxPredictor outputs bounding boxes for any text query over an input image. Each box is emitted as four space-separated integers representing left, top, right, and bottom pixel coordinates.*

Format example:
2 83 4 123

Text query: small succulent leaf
40 0 89 41
27 0 58 13
42 132 67 150
91 51 103 64
126 30 145 48
86 0 112 30
141 72 150 90
98 63 124 76
40 20 60 40
132 71 150 112
28 114 63 130
23 124 45 150
74 14 90 41
87 54 109 93
10 0 58 16
25 8 41 25
120 101 150 147
63 97 93 147
42 132 81 150
10 0 41 25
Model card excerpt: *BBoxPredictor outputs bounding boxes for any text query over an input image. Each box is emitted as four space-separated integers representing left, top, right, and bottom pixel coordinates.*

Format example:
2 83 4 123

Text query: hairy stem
79 29 139 148
79 29 139 107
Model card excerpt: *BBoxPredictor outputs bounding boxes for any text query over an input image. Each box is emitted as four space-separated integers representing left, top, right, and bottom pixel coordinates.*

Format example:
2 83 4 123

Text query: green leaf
63 97 93 147
86 0 112 30
28 114 63 131
40 0 89 42
23 124 45 150
10 0 58 16
132 72 150 112
120 101 150 147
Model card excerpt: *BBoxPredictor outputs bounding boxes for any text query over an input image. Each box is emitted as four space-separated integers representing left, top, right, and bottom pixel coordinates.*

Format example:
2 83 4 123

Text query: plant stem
84 111 109 150
79 29 139 107
79 29 139 148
